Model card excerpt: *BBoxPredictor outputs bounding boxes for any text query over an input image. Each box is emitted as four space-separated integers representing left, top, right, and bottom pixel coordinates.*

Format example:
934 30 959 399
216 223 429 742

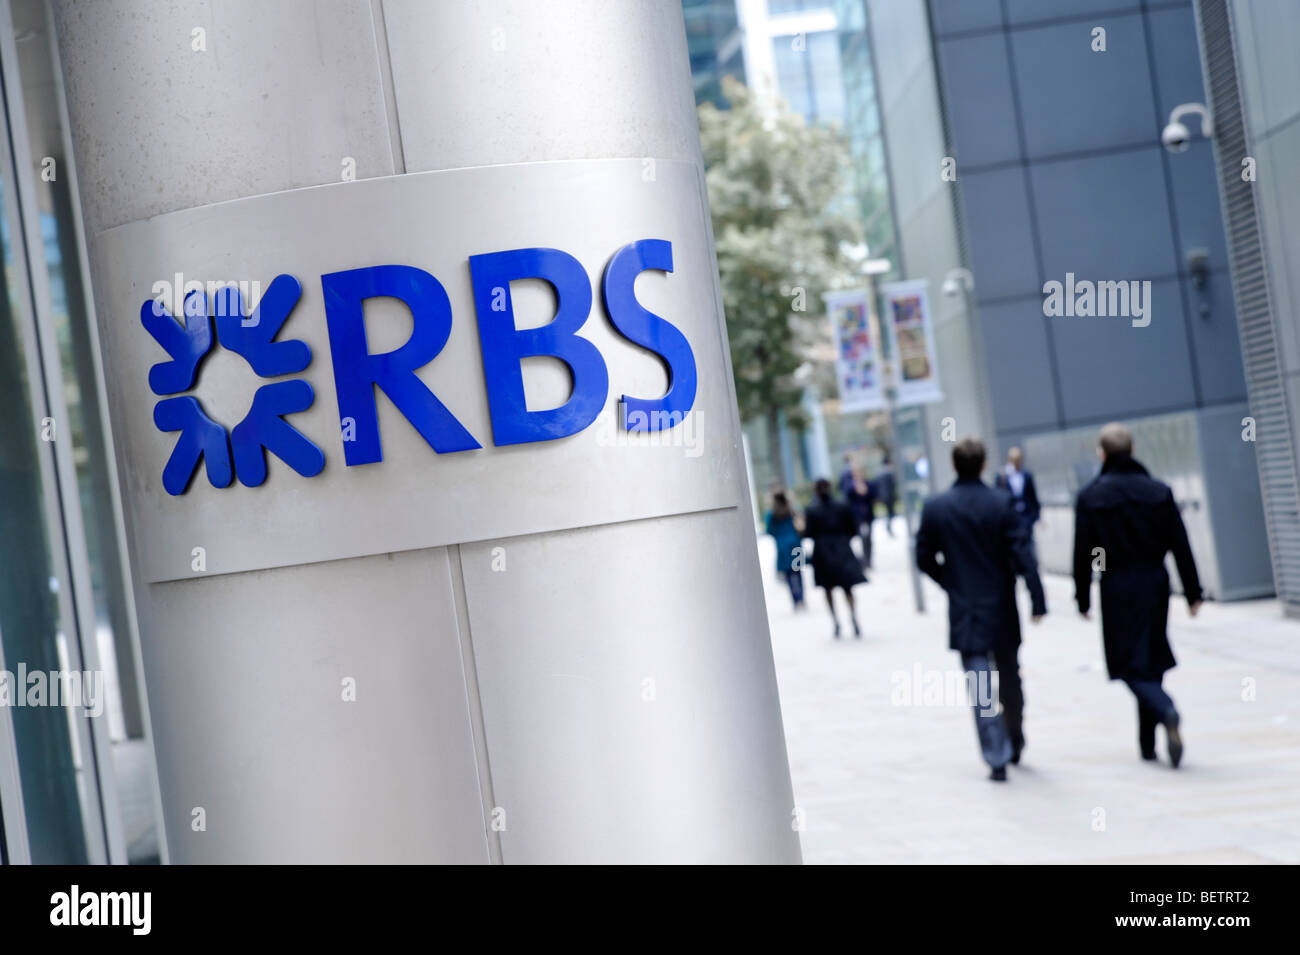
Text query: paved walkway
761 519 1300 864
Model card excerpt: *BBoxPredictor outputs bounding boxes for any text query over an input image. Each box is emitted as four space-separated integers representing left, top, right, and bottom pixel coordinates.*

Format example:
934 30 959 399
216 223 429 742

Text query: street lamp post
864 258 925 614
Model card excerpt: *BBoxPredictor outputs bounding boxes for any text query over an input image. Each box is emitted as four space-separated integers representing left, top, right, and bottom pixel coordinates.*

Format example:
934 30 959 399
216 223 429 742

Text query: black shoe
852 619 862 638
1164 711 1183 768
1141 751 1158 761
990 767 1008 782
1010 744 1022 766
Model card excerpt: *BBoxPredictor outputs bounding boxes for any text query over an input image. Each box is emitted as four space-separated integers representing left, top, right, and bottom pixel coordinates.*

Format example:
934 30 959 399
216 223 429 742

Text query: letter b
469 248 609 445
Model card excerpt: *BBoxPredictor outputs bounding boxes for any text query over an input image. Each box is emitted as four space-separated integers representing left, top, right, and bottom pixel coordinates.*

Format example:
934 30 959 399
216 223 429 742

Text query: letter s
601 239 697 431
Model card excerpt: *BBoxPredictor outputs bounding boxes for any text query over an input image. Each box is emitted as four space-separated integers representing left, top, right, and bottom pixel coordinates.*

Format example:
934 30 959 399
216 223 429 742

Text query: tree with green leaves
698 76 862 489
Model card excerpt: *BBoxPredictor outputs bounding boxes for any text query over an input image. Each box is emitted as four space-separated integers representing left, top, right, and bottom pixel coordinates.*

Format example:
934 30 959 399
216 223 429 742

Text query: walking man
994 447 1040 547
916 437 1046 781
1073 423 1202 768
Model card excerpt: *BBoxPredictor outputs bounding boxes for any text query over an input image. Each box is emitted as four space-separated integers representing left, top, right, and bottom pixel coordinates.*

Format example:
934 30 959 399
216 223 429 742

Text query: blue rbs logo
143 239 698 496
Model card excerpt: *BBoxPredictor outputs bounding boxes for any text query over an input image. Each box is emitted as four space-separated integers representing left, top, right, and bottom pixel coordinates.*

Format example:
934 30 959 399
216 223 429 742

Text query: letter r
468 248 609 445
321 265 481 465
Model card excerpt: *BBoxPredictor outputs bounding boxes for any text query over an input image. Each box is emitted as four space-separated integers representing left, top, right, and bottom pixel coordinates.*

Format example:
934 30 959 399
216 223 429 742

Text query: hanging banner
880 279 944 407
823 287 886 413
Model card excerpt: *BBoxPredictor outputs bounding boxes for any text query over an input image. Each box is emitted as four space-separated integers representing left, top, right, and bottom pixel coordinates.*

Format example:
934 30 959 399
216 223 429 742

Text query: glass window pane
0 177 90 864
8 0 161 864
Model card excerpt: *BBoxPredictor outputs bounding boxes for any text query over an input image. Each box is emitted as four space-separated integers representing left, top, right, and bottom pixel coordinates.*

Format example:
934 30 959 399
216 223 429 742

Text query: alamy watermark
593 409 703 457
1043 272 1151 328
0 665 104 718
890 663 997 716
151 273 262 323
50 885 150 935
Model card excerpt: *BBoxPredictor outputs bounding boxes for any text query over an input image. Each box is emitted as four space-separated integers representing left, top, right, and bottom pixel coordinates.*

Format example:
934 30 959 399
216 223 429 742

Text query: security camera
1162 103 1213 154
1187 247 1210 289
942 268 973 297
1162 120 1191 153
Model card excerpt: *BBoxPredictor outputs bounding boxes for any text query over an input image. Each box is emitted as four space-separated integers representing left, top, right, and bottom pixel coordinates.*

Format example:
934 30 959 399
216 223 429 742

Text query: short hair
952 437 986 479
1098 422 1133 457
814 478 832 498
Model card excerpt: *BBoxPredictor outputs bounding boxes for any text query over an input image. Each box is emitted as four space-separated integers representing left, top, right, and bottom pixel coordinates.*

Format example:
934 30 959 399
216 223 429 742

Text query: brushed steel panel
142 547 488 863
51 0 395 235
460 506 801 864
381 0 701 173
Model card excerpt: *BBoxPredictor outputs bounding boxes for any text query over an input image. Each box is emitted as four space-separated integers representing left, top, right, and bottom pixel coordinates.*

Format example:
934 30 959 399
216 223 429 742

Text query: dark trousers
996 644 1025 751
782 569 804 607
1123 675 1176 756
960 648 1023 769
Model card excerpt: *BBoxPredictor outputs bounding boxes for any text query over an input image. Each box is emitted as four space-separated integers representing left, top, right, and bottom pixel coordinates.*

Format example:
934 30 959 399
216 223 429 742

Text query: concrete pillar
53 0 799 863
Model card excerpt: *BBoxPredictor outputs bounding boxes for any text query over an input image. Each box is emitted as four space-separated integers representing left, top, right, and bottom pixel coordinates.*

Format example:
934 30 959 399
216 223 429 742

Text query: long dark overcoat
804 496 867 590
1073 454 1202 680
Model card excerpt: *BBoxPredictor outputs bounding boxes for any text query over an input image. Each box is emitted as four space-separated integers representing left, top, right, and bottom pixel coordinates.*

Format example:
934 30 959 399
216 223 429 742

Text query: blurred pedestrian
916 437 1046 782
804 478 866 638
875 458 897 536
995 447 1041 547
837 453 856 499
764 491 806 611
1073 423 1202 769
845 466 877 569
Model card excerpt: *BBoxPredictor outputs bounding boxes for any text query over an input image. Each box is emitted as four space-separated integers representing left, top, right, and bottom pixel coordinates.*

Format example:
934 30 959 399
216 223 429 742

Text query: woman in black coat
803 479 867 638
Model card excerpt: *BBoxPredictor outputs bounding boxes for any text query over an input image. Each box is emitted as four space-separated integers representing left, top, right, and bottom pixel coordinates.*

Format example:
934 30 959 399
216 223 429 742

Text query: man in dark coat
1073 423 1202 768
916 437 1046 781
804 478 867 639
994 447 1041 541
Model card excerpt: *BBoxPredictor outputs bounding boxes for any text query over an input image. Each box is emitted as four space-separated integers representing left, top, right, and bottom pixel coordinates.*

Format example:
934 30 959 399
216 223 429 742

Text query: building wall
1225 0 1300 607
1231 0 1300 429
931 0 1250 447
866 0 993 491
915 0 1271 596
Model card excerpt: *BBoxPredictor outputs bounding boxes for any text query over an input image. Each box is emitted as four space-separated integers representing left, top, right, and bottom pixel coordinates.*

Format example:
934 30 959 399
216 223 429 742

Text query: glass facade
0 161 90 863
0 0 160 864
834 0 896 271
683 0 747 108
771 28 844 124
